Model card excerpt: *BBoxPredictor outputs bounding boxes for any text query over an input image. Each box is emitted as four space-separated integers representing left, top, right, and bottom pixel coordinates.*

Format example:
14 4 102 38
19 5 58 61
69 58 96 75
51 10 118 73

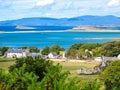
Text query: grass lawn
54 61 100 81
0 57 15 61
0 61 15 71
0 57 15 71
0 57 100 81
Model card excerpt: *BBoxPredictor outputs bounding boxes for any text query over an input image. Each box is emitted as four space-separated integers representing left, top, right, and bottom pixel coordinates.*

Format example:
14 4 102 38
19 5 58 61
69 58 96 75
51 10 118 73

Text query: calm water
0 32 120 49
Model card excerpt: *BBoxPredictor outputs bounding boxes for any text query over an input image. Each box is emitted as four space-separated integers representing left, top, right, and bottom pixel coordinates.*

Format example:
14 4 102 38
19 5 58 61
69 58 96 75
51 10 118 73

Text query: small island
16 26 35 29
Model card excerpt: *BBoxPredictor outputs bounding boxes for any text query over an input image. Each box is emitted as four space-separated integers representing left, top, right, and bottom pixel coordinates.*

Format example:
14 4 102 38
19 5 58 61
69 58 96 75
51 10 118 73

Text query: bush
9 56 53 81
100 60 120 90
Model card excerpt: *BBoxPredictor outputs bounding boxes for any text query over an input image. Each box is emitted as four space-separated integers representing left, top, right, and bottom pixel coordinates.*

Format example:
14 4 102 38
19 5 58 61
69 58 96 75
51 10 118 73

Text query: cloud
36 0 54 6
108 0 120 6
0 0 120 21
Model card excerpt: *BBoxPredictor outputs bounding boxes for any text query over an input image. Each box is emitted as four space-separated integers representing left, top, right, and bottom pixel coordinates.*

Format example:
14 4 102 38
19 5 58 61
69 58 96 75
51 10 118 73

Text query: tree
69 43 82 50
66 49 78 59
18 46 27 49
28 46 40 52
0 64 41 90
66 43 82 59
100 60 120 90
40 63 101 90
79 43 101 51
9 56 53 81
0 57 102 90
50 44 64 54
41 46 50 55
0 46 9 55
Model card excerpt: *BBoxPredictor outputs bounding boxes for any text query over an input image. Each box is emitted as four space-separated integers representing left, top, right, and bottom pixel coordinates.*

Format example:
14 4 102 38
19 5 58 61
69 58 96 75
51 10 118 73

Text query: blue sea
0 31 120 49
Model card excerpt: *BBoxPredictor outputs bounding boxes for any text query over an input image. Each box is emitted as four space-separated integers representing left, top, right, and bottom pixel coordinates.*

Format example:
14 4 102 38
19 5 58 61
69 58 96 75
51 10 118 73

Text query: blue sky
0 0 120 21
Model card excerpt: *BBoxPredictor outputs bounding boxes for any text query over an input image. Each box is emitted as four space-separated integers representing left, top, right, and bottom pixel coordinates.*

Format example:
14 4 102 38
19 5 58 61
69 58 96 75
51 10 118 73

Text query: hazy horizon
0 0 120 21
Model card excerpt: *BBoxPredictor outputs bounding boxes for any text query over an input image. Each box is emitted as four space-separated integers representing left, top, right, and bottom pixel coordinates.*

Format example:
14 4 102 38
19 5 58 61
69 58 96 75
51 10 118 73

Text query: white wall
6 53 27 58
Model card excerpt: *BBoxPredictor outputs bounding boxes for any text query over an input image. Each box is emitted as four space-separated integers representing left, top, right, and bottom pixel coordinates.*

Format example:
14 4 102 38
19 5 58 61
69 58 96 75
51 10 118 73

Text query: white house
94 57 102 62
117 54 120 59
29 53 42 57
4 49 29 58
48 52 58 59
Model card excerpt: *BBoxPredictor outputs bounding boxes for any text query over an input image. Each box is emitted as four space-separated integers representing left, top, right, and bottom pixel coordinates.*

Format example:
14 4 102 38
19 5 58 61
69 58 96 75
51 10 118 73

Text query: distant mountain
0 15 120 26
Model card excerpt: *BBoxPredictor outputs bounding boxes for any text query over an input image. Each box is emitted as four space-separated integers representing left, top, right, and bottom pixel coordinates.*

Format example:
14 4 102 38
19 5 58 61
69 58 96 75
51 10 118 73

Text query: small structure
48 52 58 59
59 51 66 59
94 57 102 62
29 53 42 57
77 68 100 75
4 49 29 58
77 56 107 75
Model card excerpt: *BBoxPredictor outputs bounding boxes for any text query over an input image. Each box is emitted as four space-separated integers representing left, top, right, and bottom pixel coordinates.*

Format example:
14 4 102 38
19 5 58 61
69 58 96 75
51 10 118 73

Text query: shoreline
74 38 120 41
65 29 120 32
1 29 120 33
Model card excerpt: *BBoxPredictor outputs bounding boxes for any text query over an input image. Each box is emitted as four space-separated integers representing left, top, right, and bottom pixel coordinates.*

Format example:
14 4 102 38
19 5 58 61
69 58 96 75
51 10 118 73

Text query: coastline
1 29 120 33
65 29 120 32
74 38 120 41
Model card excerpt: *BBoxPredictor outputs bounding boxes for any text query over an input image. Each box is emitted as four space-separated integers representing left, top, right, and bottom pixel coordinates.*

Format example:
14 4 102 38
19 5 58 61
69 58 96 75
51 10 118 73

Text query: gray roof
6 49 29 53
29 53 42 56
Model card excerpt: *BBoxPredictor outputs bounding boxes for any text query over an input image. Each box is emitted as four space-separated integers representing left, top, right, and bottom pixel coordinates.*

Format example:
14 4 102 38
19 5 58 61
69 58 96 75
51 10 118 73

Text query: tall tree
41 46 50 55
100 60 120 90
50 44 64 54
0 46 9 55
28 46 40 52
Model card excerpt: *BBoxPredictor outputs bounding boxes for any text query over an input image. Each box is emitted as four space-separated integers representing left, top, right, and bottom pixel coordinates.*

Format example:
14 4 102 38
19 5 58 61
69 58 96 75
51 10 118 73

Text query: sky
0 0 120 21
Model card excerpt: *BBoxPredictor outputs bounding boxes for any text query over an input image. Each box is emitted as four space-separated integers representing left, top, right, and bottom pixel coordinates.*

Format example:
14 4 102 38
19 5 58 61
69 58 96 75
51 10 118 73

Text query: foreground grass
0 61 15 71
0 58 100 81
0 57 15 61
54 61 100 81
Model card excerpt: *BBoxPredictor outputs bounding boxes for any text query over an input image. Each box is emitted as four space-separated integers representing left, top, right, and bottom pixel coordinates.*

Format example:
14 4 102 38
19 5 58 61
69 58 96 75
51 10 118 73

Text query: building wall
6 53 26 58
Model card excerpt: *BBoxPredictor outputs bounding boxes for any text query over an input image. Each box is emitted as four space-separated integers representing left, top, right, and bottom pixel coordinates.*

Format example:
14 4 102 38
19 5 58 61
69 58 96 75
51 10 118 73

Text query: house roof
29 53 42 56
6 49 29 53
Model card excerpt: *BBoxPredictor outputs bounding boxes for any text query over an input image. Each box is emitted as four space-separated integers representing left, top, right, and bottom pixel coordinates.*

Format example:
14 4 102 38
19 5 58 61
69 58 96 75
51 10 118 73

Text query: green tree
69 43 82 50
0 46 9 55
50 44 64 54
0 57 102 90
41 46 50 55
66 49 78 59
66 43 82 59
0 64 41 90
100 60 120 90
28 46 40 52
9 56 53 81
18 46 28 49
79 43 101 51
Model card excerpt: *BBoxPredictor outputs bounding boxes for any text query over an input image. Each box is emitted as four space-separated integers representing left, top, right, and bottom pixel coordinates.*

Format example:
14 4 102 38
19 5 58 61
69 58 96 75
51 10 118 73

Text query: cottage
48 52 58 58
94 57 102 62
4 49 29 58
29 53 42 57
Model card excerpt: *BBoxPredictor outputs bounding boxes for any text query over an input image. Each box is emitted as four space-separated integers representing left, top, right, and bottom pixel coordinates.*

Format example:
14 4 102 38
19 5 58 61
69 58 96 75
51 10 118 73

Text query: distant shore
1 29 120 33
74 38 120 41
65 29 120 32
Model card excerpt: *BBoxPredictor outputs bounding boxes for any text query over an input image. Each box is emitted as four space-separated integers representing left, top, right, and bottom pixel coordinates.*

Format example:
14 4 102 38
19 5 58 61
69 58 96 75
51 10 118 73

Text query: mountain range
0 15 120 26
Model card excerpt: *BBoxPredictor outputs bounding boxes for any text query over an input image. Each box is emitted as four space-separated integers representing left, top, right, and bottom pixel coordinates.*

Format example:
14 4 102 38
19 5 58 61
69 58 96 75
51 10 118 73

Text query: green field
0 58 99 81
54 61 99 81
0 61 15 71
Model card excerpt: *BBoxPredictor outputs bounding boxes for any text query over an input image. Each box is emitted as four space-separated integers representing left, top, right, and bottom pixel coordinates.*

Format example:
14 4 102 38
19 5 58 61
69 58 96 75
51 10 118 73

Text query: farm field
0 57 99 81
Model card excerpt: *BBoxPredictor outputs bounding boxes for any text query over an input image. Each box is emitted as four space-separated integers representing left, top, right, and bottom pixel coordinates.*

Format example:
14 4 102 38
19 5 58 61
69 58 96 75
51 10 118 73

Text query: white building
94 57 102 62
4 49 29 58
117 54 120 59
29 53 42 57
48 52 58 59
